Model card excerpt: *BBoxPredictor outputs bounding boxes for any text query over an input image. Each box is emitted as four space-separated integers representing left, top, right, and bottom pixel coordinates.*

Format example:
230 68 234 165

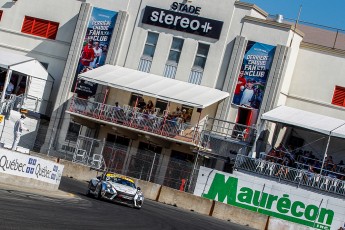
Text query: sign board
0 148 64 185
73 7 118 97
142 6 223 39
194 167 345 230
232 41 276 110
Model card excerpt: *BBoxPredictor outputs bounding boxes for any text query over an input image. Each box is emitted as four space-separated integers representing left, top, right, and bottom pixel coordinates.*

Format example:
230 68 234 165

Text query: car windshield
108 177 136 188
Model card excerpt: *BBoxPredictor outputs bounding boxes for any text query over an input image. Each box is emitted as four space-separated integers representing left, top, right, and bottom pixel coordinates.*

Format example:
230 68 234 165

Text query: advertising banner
232 41 276 109
0 148 64 185
194 167 345 230
142 6 223 39
74 7 118 97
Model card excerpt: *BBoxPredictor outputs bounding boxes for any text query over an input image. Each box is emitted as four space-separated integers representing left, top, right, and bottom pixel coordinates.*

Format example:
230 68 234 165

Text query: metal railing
68 96 204 145
234 154 345 196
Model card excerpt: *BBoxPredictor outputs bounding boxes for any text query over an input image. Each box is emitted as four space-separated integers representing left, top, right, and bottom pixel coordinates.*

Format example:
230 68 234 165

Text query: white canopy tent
0 50 54 114
261 105 345 137
259 105 345 173
78 65 229 108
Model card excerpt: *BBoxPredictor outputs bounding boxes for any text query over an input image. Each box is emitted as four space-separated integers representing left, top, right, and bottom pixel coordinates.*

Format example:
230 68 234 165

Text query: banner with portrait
232 41 276 109
73 7 118 98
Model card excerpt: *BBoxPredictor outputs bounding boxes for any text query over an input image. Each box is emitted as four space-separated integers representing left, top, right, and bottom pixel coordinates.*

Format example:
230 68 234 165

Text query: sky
243 0 345 31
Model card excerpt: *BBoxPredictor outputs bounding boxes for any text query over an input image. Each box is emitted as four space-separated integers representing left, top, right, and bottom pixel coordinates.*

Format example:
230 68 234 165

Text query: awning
0 49 54 113
261 105 345 137
78 65 229 108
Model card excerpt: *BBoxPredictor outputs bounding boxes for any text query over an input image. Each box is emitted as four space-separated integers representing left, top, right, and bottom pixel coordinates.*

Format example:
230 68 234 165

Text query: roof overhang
78 65 229 108
0 49 52 82
261 106 345 138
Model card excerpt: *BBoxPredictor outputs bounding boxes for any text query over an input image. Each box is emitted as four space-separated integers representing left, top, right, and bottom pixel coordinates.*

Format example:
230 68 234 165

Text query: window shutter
22 16 34 34
332 86 345 106
21 16 59 39
47 22 59 39
32 18 49 37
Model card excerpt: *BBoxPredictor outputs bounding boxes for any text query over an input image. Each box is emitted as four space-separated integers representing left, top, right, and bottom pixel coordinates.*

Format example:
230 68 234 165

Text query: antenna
289 5 302 47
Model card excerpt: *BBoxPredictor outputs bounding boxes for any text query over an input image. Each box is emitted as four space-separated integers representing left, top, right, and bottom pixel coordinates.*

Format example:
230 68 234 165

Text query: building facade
0 0 344 192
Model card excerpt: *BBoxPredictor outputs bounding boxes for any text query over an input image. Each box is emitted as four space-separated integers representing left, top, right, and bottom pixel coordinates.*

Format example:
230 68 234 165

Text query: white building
0 0 344 200
1 0 345 228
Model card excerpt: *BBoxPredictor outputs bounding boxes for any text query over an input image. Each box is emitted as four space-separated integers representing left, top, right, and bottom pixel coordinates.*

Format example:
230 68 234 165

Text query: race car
87 173 144 209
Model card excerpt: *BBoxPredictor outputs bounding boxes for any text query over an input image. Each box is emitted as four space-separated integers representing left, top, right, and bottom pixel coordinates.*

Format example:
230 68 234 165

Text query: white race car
87 173 144 209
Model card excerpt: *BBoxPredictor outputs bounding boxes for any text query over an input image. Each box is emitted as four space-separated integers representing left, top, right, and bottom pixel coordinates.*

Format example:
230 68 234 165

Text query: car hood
109 182 137 195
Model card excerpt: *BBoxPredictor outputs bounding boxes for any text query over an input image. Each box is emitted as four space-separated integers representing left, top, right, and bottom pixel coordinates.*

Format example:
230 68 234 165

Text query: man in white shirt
91 42 102 68
12 114 29 151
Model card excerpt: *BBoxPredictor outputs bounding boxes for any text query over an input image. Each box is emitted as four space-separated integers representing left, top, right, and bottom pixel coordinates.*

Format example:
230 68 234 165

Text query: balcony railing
68 97 205 145
234 154 345 196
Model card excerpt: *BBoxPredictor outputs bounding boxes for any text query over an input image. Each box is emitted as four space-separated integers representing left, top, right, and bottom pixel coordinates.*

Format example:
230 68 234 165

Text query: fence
69 96 204 145
234 154 345 197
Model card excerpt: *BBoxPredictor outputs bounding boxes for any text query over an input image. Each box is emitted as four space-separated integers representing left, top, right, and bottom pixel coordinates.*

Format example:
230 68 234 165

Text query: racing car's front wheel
96 184 102 199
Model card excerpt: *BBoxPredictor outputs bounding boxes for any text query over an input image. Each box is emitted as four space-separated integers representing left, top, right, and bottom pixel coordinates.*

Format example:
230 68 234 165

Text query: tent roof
79 65 229 108
0 49 51 81
261 106 345 137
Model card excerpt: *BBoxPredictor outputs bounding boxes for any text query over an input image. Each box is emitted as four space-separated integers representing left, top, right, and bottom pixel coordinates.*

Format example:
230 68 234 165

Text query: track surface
0 177 253 230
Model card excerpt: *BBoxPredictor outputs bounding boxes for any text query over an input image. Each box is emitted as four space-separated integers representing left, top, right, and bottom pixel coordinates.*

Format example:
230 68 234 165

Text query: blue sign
74 7 118 97
232 41 276 109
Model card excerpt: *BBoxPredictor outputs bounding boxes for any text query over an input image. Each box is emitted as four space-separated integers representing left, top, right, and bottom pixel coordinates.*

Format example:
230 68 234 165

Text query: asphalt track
0 177 253 230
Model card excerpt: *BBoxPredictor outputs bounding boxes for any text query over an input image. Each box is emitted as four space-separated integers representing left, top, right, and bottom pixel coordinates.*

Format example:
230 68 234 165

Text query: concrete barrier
135 179 161 201
0 173 59 191
212 201 268 230
58 159 100 181
267 217 313 230
158 186 213 216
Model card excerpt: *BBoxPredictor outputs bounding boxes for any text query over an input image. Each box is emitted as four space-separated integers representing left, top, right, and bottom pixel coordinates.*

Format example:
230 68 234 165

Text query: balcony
67 96 205 145
201 118 257 157
235 154 345 197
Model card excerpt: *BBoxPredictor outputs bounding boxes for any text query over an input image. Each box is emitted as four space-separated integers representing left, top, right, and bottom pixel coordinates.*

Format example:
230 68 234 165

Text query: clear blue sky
243 0 345 30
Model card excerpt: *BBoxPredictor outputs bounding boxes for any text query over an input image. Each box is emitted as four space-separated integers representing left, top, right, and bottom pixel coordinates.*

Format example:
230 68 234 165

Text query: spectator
137 98 146 110
275 157 291 178
114 102 121 111
6 80 14 98
12 114 29 151
145 100 154 113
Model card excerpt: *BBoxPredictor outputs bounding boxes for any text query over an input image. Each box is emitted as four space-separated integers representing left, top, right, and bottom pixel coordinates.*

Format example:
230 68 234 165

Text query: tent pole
250 121 265 158
319 134 331 175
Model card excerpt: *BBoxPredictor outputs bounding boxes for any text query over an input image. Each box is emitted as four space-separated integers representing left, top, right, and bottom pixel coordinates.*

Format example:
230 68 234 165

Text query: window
142 32 159 58
332 86 345 107
129 93 143 107
65 122 81 142
193 43 210 69
21 16 59 39
0 10 3 21
155 99 168 115
167 38 184 64
106 134 130 147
